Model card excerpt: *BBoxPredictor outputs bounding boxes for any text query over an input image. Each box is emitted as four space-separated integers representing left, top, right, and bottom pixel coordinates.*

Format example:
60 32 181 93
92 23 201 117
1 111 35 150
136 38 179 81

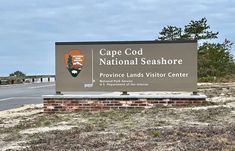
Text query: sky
0 0 234 76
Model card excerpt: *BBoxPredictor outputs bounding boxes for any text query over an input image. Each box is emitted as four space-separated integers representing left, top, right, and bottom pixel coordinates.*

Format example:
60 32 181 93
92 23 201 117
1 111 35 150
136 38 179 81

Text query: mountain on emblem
64 50 85 77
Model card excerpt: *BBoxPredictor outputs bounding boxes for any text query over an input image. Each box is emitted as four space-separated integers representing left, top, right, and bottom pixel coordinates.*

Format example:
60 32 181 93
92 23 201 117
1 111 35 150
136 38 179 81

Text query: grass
0 113 71 144
194 106 232 122
2 82 235 150
151 130 161 137
1 102 235 151
3 133 22 142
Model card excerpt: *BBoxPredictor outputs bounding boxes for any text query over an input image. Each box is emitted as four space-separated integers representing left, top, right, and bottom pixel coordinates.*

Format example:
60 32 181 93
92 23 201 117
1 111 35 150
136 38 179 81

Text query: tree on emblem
65 50 84 78
67 55 73 68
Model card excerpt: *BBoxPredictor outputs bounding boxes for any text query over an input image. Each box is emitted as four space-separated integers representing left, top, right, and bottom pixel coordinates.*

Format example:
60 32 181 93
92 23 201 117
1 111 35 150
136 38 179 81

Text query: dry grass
0 105 234 151
1 83 235 151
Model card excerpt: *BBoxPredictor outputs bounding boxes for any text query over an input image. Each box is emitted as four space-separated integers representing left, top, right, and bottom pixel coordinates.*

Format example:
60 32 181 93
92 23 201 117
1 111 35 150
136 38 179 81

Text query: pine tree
158 26 182 40
157 17 234 81
184 17 219 40
67 55 73 68
198 40 234 78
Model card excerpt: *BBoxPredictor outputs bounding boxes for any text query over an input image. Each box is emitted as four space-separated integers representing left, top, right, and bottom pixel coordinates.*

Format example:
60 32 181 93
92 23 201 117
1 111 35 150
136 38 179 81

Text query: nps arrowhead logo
64 50 85 77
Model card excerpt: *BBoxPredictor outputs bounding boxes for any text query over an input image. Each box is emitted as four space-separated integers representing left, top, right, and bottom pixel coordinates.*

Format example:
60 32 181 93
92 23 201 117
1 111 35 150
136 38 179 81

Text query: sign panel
56 40 197 92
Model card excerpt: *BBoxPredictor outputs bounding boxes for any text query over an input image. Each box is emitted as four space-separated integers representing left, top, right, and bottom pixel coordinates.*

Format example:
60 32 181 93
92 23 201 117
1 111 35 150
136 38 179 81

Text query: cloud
0 0 234 75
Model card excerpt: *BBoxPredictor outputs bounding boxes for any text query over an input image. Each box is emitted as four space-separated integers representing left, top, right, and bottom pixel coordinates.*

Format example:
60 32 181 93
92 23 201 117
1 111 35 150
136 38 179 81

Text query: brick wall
43 98 206 113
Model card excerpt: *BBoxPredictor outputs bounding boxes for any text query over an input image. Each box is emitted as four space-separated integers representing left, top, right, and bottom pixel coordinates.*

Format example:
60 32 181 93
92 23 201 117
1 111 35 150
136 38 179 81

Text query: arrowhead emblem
64 50 85 77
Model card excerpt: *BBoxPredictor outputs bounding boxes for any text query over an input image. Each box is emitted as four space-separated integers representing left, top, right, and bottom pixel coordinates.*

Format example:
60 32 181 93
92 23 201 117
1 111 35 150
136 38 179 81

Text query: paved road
0 82 55 111
0 82 110 111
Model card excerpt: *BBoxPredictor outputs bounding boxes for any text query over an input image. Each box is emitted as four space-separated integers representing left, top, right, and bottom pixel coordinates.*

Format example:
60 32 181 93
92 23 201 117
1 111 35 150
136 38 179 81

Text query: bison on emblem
64 50 85 77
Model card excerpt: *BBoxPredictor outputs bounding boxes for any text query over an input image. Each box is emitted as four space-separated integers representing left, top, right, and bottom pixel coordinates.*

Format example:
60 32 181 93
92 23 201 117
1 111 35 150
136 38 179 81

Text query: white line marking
28 84 55 89
0 97 14 102
14 97 40 99
0 97 41 102
0 83 31 87
0 85 16 88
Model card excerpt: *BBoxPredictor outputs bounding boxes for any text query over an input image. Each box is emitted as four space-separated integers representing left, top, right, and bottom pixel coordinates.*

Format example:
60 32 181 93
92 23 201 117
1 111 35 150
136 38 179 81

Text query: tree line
157 17 235 82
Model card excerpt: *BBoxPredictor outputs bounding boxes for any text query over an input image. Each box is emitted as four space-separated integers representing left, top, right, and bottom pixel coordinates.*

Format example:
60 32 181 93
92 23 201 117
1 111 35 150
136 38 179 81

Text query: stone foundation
43 92 207 113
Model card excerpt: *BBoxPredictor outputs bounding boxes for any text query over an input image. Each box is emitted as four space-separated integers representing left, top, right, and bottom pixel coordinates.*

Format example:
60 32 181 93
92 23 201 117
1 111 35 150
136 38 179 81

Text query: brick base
43 98 206 113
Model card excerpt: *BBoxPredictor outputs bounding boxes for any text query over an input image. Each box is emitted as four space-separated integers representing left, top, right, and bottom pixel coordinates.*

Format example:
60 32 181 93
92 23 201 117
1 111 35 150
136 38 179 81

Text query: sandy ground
0 83 235 151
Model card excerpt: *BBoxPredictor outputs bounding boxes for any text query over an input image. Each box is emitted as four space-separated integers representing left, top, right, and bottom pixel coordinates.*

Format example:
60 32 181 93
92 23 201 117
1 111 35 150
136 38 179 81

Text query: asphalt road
0 82 55 111
0 82 110 111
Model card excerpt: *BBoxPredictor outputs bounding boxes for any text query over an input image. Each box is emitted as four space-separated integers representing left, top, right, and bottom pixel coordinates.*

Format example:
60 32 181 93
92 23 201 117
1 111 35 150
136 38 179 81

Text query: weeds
151 130 161 137
1 97 235 151
3 133 22 142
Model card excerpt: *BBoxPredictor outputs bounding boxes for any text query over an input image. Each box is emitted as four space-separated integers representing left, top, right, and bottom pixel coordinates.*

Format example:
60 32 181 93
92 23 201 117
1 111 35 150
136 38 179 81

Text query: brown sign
56 40 197 92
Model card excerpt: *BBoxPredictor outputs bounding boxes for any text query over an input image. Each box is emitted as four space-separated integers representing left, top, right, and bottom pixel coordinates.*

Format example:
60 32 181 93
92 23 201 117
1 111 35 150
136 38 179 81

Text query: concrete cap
43 92 207 99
